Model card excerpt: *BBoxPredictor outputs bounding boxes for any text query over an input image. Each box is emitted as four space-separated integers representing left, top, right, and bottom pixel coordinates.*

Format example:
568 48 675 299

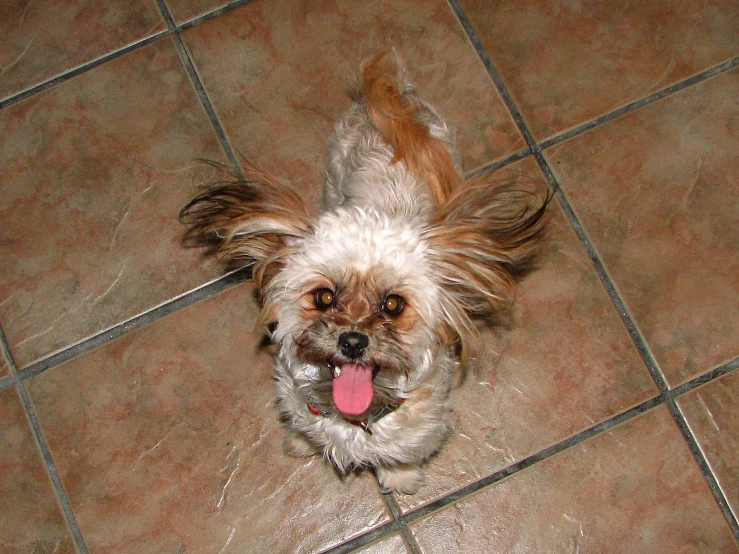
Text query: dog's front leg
376 463 425 495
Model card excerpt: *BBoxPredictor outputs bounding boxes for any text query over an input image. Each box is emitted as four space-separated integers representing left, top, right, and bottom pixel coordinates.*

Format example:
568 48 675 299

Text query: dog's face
180 165 548 420
267 208 443 419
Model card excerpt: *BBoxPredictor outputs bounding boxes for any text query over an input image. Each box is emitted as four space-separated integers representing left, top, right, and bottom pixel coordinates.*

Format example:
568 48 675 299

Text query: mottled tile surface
0 386 76 553
678 369 739 520
0 0 165 102
410 406 738 553
460 0 739 140
181 0 525 202
27 285 391 553
0 38 225 368
548 69 739 386
394 157 658 513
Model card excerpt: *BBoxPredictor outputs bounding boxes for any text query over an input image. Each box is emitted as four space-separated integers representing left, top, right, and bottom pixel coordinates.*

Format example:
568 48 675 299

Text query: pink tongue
332 363 374 416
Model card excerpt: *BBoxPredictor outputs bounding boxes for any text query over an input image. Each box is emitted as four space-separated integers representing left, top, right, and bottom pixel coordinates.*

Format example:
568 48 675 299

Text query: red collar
306 398 405 435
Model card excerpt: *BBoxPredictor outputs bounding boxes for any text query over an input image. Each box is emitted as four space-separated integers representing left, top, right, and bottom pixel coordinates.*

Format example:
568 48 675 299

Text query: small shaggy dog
180 51 548 494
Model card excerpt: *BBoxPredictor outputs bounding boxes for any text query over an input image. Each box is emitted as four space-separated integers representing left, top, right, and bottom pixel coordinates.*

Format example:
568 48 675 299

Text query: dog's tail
360 51 460 206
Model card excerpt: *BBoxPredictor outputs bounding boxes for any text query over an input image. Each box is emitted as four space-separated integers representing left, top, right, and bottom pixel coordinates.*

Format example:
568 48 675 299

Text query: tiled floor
0 0 736 552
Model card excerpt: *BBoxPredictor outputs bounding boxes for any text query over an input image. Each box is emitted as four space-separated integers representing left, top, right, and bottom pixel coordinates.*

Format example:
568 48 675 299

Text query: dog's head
180 51 547 421
180 163 547 420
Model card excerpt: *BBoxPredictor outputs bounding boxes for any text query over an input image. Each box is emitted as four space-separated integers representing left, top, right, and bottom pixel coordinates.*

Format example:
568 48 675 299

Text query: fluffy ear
179 162 314 291
424 174 550 358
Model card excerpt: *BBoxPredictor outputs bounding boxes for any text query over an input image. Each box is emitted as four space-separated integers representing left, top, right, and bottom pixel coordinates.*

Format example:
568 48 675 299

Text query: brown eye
314 288 335 310
383 294 405 316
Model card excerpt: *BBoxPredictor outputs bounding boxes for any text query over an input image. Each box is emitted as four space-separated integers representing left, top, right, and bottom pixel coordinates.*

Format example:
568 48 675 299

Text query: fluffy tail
360 51 460 206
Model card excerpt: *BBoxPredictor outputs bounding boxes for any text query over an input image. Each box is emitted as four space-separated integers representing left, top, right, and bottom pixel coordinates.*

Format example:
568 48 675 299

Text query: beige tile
393 157 658 513
0 386 76 553
410 406 737 553
547 68 739 386
27 284 392 552
678 369 739 520
0 38 225 368
181 0 525 203
0 0 165 102
459 0 738 140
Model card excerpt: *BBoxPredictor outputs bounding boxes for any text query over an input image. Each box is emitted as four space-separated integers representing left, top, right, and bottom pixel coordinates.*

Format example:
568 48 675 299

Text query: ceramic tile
350 532 411 554
393 157 658 513
410 406 738 553
167 0 231 24
547 68 739 386
27 284 392 553
181 0 525 203
0 0 165 102
678 369 739 519
0 38 226 369
0 386 76 553
458 0 739 140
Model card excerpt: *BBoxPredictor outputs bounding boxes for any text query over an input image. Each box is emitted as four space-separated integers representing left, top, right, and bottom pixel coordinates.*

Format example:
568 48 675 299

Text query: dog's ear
179 162 314 291
424 174 550 359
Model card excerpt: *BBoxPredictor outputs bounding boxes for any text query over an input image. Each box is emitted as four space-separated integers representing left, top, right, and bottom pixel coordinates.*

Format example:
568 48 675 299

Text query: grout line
0 325 89 553
177 0 256 31
447 0 539 152
18 266 252 381
155 0 242 173
464 148 533 179
0 0 734 548
0 373 19 392
670 357 739 399
550 185 670 393
154 0 178 30
171 31 242 172
325 396 664 552
449 0 739 544
0 31 171 111
449 0 673 392
320 521 401 554
382 491 422 554
400 396 664 525
517 78 739 545
0 0 257 113
16 382 91 554
539 56 739 150
449 0 673 393
669 398 739 537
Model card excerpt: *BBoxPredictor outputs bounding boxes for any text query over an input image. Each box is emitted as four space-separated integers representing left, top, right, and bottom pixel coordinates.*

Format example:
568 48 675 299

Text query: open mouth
331 362 376 416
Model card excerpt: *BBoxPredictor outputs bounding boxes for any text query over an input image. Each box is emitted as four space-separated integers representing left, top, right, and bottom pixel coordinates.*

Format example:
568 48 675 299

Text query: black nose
338 331 369 359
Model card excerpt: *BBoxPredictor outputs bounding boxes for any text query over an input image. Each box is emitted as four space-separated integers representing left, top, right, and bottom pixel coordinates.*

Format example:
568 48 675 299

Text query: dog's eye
383 294 405 316
314 288 335 310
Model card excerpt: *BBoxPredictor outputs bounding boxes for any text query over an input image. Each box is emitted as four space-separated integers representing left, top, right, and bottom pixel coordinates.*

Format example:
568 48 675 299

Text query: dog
180 51 548 494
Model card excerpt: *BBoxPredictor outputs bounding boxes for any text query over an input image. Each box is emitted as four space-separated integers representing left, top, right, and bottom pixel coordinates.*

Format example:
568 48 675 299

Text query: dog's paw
376 465 425 495
282 431 318 458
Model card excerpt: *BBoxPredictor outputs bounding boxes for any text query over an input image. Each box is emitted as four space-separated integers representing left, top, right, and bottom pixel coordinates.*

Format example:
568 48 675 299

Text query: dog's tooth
334 365 341 377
